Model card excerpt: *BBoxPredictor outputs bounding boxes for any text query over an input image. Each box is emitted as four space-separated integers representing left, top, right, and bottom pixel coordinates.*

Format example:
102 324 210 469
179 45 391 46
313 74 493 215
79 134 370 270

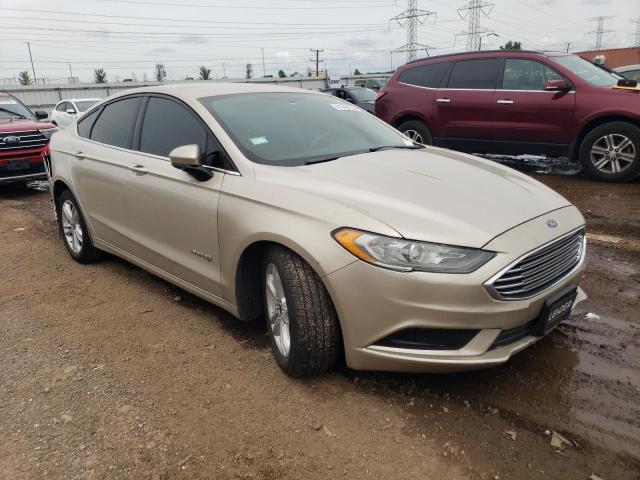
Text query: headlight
39 127 58 139
332 228 495 273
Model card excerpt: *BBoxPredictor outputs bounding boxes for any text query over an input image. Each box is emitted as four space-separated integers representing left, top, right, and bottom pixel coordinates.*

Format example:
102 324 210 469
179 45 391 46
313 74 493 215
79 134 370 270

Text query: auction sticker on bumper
533 285 578 336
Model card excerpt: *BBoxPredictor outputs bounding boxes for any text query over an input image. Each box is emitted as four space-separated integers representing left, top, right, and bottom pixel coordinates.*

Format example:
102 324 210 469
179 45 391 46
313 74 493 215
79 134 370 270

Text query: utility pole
309 48 324 77
68 64 73 81
565 42 572 53
456 0 495 51
588 16 613 50
631 18 640 47
261 48 266 77
390 0 435 63
26 41 37 85
222 62 226 78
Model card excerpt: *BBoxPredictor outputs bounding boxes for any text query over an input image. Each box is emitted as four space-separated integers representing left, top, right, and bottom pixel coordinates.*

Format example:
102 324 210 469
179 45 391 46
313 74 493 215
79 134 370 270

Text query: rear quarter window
76 108 100 139
398 62 450 88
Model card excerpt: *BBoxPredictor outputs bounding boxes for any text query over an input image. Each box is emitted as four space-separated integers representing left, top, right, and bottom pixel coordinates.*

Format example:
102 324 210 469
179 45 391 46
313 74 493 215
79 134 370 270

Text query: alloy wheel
403 129 424 144
61 200 83 254
590 133 636 175
265 263 290 358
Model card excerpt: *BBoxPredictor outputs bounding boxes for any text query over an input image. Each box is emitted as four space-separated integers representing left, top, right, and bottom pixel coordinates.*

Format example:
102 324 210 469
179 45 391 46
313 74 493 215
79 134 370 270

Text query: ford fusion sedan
49 84 587 376
51 98 101 128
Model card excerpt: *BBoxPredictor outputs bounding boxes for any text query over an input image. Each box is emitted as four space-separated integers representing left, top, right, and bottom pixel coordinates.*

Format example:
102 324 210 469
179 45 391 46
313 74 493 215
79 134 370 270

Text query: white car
51 98 101 128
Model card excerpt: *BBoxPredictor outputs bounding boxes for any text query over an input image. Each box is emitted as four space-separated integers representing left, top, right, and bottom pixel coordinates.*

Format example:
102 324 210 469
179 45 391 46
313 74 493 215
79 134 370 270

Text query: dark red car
376 50 640 182
0 91 56 185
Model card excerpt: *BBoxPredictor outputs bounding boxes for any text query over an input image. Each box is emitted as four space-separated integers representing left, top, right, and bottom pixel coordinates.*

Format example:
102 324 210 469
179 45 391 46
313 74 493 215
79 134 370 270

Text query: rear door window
447 59 501 89
398 62 450 88
90 97 141 149
502 59 563 90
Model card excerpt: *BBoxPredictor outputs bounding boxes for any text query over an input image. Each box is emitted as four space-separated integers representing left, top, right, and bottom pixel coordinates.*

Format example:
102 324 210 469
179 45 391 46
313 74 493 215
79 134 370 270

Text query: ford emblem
2 135 20 144
547 219 558 228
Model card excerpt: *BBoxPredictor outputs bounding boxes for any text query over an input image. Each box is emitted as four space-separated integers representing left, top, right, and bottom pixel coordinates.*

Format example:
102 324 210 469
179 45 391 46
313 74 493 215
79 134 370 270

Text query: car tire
262 246 340 377
57 189 102 263
579 122 640 182
397 120 432 145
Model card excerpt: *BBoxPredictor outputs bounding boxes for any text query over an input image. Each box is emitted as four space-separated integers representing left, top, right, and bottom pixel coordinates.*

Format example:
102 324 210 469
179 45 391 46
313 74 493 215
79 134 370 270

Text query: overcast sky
1 0 638 83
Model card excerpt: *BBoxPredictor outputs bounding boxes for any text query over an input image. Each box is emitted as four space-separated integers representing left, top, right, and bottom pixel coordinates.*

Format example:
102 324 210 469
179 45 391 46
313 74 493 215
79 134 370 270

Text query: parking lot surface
1 173 639 480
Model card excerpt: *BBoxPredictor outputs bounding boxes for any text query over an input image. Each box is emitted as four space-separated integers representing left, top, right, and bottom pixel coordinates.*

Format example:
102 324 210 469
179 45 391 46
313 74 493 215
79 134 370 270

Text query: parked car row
375 50 640 182
46 83 587 377
51 98 100 128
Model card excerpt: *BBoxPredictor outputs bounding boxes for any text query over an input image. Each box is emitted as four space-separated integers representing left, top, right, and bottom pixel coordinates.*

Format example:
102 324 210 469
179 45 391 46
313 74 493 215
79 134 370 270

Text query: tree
289 71 299 77
17 71 33 86
500 41 522 51
277 69 286 78
199 66 211 80
245 63 253 79
94 68 107 84
155 63 167 82
353 68 362 75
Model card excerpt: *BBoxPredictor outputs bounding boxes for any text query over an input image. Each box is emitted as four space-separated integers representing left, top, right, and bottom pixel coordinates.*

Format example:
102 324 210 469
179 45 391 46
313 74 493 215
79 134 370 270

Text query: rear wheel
262 246 340 377
397 119 432 145
579 122 640 182
57 190 102 263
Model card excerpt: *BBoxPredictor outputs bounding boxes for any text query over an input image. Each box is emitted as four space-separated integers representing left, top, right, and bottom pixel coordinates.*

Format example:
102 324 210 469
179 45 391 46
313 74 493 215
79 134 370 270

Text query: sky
1 0 638 83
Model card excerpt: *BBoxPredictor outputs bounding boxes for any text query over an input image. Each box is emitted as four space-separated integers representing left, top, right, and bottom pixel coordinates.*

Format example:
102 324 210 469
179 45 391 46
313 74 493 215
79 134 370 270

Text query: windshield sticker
330 103 359 111
0 100 18 105
250 136 269 145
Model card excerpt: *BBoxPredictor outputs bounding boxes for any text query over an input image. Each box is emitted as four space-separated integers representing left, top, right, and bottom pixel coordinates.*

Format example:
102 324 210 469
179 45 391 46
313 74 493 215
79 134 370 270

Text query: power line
97 0 397 9
390 0 436 62
587 16 613 51
456 0 494 51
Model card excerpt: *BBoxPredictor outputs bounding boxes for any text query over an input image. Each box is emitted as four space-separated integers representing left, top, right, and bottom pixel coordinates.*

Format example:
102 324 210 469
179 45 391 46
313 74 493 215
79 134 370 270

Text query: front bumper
324 206 587 373
0 147 47 184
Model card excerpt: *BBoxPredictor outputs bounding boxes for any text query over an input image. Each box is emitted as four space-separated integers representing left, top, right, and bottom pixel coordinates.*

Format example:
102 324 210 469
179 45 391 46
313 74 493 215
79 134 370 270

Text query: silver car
49 83 587 376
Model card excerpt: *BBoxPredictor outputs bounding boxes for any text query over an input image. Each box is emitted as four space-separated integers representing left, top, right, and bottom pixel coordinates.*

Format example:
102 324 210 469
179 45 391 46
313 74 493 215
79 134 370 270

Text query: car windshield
0 95 34 119
74 100 99 112
348 88 376 102
200 92 414 166
552 55 619 87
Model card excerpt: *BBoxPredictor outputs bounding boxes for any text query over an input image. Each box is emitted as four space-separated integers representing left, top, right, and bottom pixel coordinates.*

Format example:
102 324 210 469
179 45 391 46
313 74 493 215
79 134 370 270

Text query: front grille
487 228 585 300
0 130 48 151
374 328 479 350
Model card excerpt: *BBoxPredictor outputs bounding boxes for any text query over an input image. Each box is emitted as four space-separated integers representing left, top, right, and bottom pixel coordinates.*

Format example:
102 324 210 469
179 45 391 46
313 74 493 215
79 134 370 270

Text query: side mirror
66 108 76 115
170 144 202 167
544 79 571 92
34 110 48 120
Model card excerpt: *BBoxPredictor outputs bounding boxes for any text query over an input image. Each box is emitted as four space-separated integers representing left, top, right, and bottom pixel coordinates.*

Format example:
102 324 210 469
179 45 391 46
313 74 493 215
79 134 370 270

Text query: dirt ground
1 172 639 480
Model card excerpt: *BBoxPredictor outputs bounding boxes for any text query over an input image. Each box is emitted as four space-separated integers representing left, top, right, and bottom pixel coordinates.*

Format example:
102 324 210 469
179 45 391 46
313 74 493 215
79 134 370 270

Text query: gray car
321 86 377 113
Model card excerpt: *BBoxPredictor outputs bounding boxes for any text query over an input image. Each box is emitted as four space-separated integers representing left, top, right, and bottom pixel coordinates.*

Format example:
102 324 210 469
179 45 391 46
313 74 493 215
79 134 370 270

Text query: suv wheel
57 190 102 263
397 120 432 145
262 246 340 377
579 122 640 182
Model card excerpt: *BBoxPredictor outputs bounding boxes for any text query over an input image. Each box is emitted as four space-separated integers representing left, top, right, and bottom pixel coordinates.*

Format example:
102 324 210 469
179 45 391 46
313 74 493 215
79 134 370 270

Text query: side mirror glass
169 144 202 167
34 110 48 120
544 79 571 92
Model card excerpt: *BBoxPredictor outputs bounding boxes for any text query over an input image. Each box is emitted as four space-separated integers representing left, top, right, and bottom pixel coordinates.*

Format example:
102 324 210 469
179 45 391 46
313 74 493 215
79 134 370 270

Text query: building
574 47 640 68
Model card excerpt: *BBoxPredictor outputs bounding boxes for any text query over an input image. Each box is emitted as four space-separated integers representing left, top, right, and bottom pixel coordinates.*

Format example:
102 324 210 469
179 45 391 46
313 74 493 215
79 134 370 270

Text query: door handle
72 151 84 160
129 164 148 175
435 98 451 103
497 99 514 104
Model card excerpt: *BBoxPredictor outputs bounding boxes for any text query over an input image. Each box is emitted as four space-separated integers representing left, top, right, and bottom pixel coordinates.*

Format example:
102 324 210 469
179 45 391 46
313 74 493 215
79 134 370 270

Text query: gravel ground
0 173 639 480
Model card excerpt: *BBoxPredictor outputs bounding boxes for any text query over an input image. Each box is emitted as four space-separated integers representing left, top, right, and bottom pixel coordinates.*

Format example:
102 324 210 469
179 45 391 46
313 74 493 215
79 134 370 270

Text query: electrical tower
631 18 640 47
390 0 436 63
456 0 494 51
588 16 613 50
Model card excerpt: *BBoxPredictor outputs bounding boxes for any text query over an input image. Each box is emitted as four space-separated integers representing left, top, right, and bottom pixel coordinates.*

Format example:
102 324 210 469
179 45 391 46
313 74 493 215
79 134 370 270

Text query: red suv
0 91 57 185
376 51 640 182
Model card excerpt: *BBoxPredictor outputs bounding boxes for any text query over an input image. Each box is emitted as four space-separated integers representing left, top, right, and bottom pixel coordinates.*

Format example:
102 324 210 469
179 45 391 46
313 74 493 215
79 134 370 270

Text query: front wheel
262 246 340 377
397 119 432 145
579 122 640 182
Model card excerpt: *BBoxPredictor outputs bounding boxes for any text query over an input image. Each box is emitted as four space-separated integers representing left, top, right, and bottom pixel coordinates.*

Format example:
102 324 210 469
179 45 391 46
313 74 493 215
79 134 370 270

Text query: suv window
447 59 500 89
399 62 450 88
77 109 100 138
90 97 141 149
502 59 563 90
139 96 228 169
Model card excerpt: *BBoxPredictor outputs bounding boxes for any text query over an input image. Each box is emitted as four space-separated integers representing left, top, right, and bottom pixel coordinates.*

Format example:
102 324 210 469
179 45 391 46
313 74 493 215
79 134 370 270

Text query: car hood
256 148 572 249
0 118 54 132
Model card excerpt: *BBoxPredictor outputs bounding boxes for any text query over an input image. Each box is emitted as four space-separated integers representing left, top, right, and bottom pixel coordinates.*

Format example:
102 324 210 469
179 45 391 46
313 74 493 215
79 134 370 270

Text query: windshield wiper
0 107 28 119
369 144 424 152
304 156 341 165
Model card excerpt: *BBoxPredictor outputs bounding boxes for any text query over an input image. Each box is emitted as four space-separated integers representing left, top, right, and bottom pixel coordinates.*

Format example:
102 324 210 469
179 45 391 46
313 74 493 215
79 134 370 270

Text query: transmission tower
390 0 436 62
631 18 640 47
588 16 614 50
457 0 494 51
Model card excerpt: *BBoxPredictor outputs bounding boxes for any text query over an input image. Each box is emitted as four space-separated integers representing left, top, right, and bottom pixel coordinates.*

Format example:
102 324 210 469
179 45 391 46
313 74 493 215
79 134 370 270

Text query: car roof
615 64 640 72
109 82 321 102
404 49 568 66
